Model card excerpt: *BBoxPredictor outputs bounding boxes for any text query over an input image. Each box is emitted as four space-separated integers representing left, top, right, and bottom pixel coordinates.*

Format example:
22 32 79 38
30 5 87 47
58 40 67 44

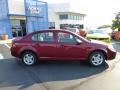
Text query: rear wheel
22 51 37 66
88 51 105 66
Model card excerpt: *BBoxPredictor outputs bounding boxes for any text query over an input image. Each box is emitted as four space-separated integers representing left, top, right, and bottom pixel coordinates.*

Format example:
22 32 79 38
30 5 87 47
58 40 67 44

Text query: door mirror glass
75 37 82 45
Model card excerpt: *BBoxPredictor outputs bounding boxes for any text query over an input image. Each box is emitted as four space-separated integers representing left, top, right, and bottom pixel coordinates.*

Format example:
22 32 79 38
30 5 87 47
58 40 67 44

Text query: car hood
87 33 110 38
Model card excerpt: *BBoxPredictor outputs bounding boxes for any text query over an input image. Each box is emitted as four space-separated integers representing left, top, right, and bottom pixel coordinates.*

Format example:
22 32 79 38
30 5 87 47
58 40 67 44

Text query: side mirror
76 39 82 45
75 37 82 45
76 41 82 45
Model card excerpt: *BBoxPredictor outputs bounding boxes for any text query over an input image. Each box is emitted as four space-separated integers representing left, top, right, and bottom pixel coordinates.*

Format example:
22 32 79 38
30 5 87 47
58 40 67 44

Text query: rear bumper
10 47 19 58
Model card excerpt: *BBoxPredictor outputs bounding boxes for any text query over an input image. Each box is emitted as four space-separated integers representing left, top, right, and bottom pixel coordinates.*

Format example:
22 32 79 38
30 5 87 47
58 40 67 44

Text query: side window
32 34 38 41
57 32 77 43
32 32 54 42
38 32 54 42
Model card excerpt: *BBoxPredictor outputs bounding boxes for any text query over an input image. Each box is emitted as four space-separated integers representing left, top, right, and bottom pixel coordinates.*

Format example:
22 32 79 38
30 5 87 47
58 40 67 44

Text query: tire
88 51 105 67
22 51 37 66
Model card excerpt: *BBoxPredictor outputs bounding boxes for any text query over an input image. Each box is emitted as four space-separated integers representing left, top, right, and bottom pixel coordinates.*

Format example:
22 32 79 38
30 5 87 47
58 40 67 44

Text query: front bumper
107 48 116 60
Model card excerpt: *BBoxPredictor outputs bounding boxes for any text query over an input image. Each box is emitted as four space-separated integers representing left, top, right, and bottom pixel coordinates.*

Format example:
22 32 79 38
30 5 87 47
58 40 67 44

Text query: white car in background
86 29 111 43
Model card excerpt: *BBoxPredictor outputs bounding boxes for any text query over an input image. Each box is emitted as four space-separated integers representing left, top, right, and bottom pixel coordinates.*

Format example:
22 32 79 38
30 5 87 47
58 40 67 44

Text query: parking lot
0 41 120 90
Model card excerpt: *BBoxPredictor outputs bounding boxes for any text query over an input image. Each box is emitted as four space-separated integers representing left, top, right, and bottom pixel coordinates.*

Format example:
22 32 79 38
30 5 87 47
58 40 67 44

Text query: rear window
32 34 38 41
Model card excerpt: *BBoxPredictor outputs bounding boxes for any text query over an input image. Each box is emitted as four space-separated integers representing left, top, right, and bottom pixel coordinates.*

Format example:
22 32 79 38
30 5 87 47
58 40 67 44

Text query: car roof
30 29 74 34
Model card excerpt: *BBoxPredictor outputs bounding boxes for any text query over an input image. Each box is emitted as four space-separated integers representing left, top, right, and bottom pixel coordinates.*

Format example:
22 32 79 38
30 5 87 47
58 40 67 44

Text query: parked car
86 29 111 43
11 29 116 66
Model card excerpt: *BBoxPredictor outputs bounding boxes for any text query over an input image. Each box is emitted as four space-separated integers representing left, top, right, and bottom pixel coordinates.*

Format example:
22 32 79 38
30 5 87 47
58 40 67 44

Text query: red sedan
10 30 116 66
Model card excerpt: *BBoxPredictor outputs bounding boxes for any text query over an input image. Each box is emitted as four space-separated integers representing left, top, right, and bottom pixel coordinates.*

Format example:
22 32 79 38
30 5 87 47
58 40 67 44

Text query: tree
112 12 120 31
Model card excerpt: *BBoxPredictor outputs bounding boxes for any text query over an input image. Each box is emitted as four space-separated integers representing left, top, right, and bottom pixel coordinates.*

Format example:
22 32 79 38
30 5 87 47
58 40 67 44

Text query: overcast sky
18 0 120 28
42 0 120 28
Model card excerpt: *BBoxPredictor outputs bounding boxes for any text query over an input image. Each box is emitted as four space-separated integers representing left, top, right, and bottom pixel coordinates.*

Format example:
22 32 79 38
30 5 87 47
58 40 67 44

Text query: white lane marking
0 53 4 59
4 44 11 49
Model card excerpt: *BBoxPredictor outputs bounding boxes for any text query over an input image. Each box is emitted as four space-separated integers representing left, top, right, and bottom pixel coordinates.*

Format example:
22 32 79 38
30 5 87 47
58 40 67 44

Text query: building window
49 22 55 29
78 16 84 20
81 16 84 20
60 24 69 29
79 24 84 29
69 15 73 20
59 14 84 20
59 14 68 20
60 24 84 29
70 15 74 20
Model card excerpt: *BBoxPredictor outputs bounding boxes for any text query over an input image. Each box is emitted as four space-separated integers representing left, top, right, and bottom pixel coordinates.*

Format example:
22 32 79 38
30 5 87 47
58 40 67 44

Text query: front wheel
88 51 105 66
22 51 37 66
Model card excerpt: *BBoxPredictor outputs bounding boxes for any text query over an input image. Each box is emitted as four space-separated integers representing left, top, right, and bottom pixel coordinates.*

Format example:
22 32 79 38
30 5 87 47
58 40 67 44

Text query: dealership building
0 0 48 38
0 0 86 39
48 3 86 29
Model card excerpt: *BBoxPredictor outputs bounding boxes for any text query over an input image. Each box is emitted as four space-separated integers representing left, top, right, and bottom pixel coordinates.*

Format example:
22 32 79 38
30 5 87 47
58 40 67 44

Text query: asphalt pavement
0 41 120 90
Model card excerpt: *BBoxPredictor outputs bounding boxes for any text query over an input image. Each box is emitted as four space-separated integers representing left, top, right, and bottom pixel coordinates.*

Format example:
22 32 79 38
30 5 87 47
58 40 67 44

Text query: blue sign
25 0 48 33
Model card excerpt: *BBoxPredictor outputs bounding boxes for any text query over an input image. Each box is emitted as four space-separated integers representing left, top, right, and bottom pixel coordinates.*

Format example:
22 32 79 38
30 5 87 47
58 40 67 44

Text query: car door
56 32 87 59
32 31 57 58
